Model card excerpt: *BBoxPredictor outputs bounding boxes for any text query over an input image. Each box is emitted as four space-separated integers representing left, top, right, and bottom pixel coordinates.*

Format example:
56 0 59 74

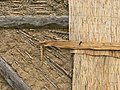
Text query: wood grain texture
73 54 120 90
69 0 120 90
0 57 31 90
0 16 68 29
40 40 120 51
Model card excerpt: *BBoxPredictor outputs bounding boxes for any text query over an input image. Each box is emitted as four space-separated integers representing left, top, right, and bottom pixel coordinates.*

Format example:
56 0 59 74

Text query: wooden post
69 0 120 90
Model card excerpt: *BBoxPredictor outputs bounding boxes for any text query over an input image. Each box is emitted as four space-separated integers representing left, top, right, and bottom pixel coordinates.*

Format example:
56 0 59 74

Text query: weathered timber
70 0 120 90
0 57 31 90
40 40 120 51
0 16 68 29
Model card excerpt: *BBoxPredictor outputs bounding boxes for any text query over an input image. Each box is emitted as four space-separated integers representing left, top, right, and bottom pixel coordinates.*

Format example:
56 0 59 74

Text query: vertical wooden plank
69 0 120 90
72 54 120 90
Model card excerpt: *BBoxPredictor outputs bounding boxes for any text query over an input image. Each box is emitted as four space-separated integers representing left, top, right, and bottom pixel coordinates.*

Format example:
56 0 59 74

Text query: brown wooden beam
0 57 31 90
0 16 68 29
40 40 120 51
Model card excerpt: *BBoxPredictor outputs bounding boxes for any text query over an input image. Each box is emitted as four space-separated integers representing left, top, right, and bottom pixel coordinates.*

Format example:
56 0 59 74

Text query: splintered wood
69 0 120 90
40 40 120 51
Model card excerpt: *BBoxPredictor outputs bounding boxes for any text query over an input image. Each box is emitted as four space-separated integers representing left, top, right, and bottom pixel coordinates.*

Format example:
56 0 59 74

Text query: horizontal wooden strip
40 40 120 51
0 16 68 29
70 50 120 59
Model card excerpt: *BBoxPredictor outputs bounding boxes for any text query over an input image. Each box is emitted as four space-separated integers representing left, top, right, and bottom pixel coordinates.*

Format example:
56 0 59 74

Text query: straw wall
69 0 120 90
0 0 70 90
0 0 68 15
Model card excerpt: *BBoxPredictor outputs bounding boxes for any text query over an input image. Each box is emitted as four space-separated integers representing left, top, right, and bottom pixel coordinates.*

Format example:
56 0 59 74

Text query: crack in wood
40 40 120 51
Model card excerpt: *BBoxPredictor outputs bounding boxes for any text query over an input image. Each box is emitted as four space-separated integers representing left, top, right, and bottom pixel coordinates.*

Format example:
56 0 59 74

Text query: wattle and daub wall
0 0 71 90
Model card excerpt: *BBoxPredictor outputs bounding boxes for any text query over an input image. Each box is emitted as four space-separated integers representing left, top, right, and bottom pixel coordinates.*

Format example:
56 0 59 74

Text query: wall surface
0 0 71 90
0 0 68 16
69 0 120 90
0 29 71 90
